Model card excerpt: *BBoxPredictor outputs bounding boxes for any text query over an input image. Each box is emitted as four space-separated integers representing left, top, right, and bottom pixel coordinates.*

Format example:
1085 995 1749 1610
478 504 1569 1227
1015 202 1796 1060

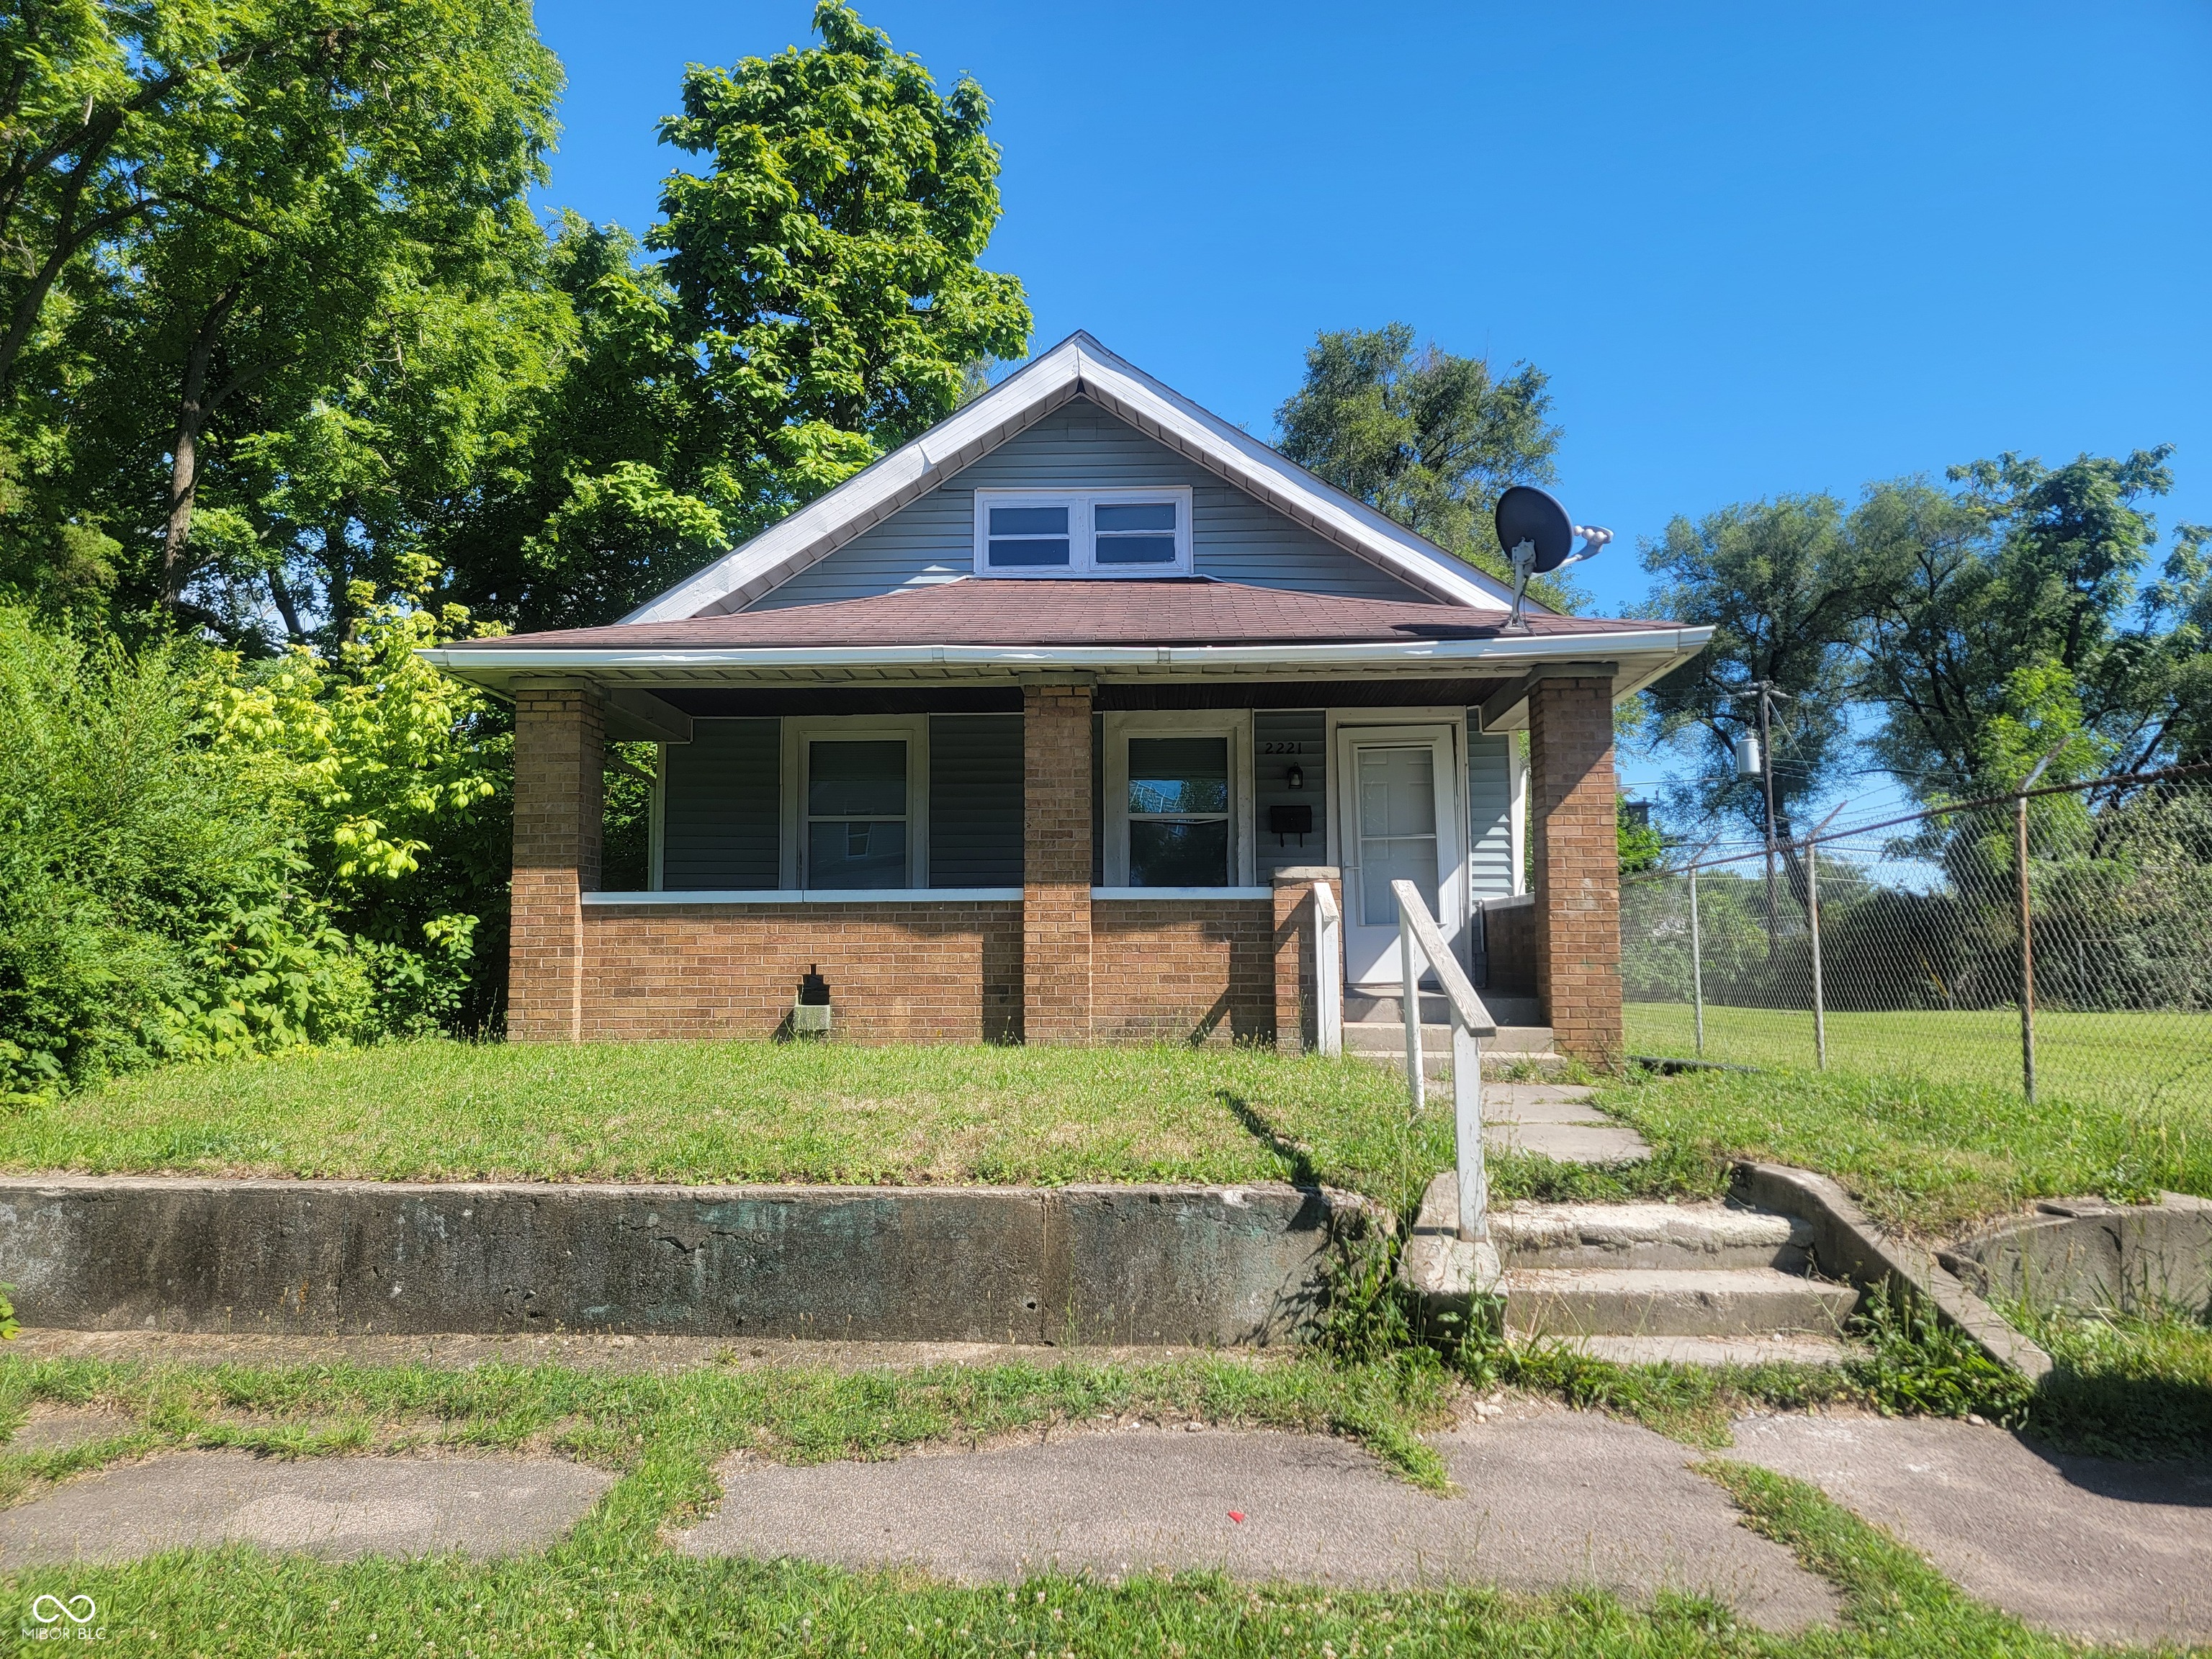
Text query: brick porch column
1527 677 1623 1063
509 680 604 1041
1022 683 1094 1044
1272 866 1341 1055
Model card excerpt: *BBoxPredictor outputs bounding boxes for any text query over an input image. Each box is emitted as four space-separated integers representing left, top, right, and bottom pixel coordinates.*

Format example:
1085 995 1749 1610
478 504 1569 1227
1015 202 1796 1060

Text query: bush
0 568 509 1094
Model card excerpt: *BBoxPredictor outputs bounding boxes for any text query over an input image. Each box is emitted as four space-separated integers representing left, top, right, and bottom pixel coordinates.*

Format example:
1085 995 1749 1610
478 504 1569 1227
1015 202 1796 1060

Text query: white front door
1336 724 1466 987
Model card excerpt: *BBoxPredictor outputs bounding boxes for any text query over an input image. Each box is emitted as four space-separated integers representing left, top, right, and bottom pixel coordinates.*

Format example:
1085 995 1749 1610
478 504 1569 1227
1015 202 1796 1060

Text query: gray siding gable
749 401 1431 610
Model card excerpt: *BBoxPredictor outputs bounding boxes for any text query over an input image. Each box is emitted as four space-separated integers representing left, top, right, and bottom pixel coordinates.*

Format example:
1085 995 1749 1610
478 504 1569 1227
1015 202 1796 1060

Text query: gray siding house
426 334 1709 1058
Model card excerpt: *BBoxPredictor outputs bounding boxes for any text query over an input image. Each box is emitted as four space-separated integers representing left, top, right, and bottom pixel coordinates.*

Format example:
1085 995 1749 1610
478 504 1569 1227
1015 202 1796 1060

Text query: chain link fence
1622 766 2212 1111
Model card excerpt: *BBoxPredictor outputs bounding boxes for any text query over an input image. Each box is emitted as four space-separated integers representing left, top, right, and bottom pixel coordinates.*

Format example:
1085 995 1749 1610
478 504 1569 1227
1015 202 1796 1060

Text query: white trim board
620 333 1527 623
585 889 1022 906
1091 886 1272 901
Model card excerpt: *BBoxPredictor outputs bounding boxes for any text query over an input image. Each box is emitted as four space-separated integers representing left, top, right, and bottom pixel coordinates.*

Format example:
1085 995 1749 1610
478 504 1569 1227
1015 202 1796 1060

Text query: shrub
0 565 510 1093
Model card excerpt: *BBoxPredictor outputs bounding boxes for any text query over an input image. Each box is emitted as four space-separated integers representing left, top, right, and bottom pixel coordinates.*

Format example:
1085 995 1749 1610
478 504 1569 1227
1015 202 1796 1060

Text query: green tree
0 0 560 639
1638 493 1888 835
1274 323 1567 597
654 0 1032 505
430 217 735 631
432 3 1035 632
1859 449 2177 796
2142 522 2212 768
1617 798 1663 875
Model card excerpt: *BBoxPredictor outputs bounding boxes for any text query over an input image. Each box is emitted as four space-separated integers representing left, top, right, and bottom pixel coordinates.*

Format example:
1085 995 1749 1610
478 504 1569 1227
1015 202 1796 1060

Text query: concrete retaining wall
1938 1194 2212 1318
0 1178 1367 1346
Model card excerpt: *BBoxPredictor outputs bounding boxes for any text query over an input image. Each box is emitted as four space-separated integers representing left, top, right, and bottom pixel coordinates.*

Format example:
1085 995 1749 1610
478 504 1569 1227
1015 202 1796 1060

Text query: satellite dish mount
1494 485 1612 632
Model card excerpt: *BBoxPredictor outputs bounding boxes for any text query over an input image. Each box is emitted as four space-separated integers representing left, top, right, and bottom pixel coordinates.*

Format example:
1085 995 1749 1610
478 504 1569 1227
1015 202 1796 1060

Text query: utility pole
1722 680 1792 961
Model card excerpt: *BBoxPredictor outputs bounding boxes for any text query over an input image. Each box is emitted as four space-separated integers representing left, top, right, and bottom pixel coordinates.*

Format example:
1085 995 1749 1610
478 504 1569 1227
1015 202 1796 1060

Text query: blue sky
531 0 2212 817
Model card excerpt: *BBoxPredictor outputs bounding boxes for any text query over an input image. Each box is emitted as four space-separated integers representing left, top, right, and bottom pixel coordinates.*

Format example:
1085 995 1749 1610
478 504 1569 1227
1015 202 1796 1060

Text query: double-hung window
974 488 1192 576
1127 738 1231 885
781 717 929 890
1100 711 1252 889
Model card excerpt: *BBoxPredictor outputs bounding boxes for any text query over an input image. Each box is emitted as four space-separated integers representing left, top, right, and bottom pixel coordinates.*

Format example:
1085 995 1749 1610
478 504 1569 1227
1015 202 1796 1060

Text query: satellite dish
1496 487 1575 574
1493 486 1612 631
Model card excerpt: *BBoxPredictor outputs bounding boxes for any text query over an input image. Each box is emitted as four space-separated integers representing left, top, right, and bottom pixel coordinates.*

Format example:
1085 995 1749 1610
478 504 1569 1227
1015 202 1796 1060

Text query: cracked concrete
0 1451 615 1565
1732 1411 2212 1646
678 1406 1840 1632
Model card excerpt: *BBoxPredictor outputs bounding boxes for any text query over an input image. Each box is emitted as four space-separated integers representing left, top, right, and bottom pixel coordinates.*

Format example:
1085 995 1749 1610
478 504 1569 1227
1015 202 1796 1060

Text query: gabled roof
621 331 1528 624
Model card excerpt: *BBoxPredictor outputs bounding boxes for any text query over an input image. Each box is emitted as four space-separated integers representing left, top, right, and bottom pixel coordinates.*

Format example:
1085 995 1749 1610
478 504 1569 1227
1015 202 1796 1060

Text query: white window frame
1102 710 1254 887
779 715 930 890
972 487 1194 577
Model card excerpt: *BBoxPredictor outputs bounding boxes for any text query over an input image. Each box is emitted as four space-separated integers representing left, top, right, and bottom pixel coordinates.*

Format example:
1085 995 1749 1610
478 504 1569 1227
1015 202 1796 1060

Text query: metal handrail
1311 879 1343 1058
1391 879 1495 1243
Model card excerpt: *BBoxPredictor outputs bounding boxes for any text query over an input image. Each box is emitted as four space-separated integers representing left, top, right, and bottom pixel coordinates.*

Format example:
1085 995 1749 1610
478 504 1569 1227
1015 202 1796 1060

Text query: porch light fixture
793 964 832 1037
1287 763 1304 790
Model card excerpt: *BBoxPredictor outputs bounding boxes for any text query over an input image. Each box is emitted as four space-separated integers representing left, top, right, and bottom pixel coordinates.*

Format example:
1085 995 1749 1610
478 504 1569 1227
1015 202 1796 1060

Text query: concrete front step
1346 1022 1557 1058
1570 1334 1855 1367
1346 992 1545 1028
1504 1267 1859 1339
1494 1202 1814 1273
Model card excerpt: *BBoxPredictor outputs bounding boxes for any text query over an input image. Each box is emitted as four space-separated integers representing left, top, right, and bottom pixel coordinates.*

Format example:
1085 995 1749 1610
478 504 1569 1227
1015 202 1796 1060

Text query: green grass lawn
17 1032 2212 1240
1625 999 2212 1112
0 1351 2126 1658
0 1040 1470 1214
1593 1059 2212 1237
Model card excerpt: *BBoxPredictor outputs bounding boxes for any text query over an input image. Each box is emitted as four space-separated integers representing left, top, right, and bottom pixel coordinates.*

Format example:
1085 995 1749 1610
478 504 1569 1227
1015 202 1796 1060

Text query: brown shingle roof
473 579 1668 652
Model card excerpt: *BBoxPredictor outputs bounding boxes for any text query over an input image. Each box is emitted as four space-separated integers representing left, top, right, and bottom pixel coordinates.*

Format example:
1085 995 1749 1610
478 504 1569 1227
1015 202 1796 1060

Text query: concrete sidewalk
1 1398 2206 1645
678 1406 1837 1631
1732 1411 2212 1647
0 1450 613 1565
1483 1083 1651 1164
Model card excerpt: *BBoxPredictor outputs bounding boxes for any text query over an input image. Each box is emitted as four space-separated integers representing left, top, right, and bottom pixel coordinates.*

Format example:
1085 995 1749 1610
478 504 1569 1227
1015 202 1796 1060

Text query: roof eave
423 624 1711 703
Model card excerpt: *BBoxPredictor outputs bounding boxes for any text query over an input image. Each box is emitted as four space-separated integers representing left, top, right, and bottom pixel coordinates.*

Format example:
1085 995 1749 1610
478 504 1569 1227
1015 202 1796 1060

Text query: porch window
782 715 930 889
1127 737 1230 886
1100 711 1252 888
974 488 1192 576
805 739 909 888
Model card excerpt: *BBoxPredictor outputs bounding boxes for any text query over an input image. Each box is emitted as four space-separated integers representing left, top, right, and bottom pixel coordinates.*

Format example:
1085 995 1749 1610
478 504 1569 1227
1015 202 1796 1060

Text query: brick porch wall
509 683 603 1040
1091 899 1274 1045
1527 676 1624 1061
580 902 1022 1042
1023 683 1093 1043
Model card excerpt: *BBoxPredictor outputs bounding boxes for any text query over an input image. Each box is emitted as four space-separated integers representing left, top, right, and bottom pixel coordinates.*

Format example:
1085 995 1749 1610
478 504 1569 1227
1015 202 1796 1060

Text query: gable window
1100 711 1252 888
781 717 930 889
974 488 1192 577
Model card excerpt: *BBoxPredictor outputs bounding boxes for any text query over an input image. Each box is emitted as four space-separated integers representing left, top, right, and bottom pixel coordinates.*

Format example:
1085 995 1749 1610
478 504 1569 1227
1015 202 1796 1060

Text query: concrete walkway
1732 1412 2212 1647
680 1406 1837 1631
1483 1083 1650 1164
0 1450 613 1565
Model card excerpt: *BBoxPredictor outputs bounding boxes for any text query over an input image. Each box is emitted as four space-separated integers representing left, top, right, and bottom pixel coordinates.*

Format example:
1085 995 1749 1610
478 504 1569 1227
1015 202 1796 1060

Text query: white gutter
423 626 1712 678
